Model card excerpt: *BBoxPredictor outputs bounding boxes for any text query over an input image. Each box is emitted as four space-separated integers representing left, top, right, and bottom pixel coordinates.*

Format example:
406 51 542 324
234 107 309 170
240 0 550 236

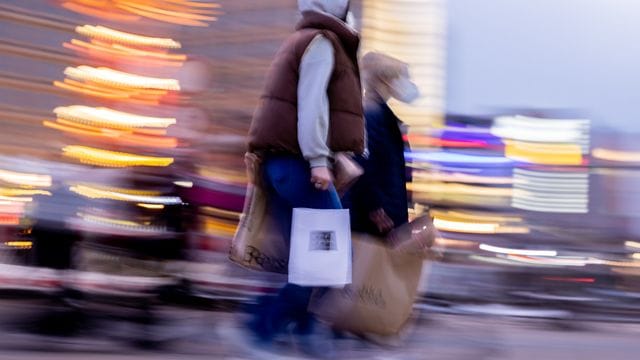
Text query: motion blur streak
592 148 640 162
0 169 52 187
54 106 176 129
62 145 174 167
69 184 182 204
479 244 558 257
63 66 181 91
75 25 183 48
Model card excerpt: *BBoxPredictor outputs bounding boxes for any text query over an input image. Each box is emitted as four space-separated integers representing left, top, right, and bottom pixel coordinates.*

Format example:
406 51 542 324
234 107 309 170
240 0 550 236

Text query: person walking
243 0 365 354
344 52 420 236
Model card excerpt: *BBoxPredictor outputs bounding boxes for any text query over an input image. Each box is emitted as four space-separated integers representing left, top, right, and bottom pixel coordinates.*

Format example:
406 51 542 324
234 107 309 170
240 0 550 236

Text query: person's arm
355 110 394 232
297 35 335 189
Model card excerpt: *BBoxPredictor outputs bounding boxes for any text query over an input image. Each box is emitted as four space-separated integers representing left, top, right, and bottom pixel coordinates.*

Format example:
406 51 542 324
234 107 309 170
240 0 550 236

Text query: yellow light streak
44 120 178 148
62 2 142 22
54 80 130 100
62 76 172 97
433 218 498 233
0 169 52 188
0 195 33 203
117 1 217 21
110 43 186 60
4 241 32 248
115 3 211 26
137 203 165 209
64 66 180 91
592 148 640 162
625 241 640 249
76 25 182 49
200 206 241 221
0 188 51 197
435 237 477 249
202 217 238 236
162 0 221 8
505 140 583 165
413 171 513 185
70 184 161 196
605 260 640 268
55 106 176 129
64 39 185 67
62 145 173 167
433 218 530 234
430 209 523 223
408 182 513 197
70 184 181 204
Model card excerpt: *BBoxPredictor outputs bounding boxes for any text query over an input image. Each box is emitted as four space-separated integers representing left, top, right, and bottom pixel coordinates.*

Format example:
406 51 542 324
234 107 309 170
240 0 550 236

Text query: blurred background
1 0 639 359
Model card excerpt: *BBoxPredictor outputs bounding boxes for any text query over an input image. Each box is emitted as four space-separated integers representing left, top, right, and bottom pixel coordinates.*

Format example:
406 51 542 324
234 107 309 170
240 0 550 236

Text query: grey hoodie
298 0 349 20
296 0 351 168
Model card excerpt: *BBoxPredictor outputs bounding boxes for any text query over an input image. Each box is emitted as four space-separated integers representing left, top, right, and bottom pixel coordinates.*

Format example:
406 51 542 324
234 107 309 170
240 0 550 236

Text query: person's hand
410 216 438 249
369 208 394 233
310 166 333 191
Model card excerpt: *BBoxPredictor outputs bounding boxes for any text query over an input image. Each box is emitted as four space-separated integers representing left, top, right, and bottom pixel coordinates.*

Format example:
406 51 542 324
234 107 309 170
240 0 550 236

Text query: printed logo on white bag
309 231 337 251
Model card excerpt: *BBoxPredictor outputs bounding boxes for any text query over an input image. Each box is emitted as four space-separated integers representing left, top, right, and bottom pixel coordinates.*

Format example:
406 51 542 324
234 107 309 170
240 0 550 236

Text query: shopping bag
387 215 439 257
229 154 289 274
309 232 424 336
288 208 352 286
333 152 364 196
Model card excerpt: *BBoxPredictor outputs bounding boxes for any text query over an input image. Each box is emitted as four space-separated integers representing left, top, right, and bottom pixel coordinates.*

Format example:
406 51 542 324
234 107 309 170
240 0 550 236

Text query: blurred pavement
0 299 639 360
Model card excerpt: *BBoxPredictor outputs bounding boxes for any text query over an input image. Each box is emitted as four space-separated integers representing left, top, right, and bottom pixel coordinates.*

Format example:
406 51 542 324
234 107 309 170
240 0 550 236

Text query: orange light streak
44 120 103 137
117 1 219 16
0 214 20 225
64 66 180 91
57 118 124 133
55 77 168 104
162 0 221 9
76 25 182 49
133 128 167 136
62 2 141 21
110 43 186 61
54 80 129 99
63 145 174 167
115 4 210 26
45 120 177 148
55 106 175 129
68 39 186 67
65 42 183 68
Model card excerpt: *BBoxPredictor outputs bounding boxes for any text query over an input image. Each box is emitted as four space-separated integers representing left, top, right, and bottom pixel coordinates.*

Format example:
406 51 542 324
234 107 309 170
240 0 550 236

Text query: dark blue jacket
343 100 410 234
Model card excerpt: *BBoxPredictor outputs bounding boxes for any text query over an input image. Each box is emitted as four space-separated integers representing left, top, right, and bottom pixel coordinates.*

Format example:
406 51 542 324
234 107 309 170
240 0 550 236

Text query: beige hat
361 52 409 90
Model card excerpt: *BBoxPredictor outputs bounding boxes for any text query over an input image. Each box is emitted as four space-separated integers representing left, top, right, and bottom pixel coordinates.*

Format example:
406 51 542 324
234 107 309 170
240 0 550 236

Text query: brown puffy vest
248 11 365 155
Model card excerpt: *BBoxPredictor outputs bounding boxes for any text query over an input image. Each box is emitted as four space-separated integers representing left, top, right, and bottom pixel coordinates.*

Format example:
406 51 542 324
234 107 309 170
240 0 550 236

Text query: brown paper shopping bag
309 232 424 336
229 154 289 274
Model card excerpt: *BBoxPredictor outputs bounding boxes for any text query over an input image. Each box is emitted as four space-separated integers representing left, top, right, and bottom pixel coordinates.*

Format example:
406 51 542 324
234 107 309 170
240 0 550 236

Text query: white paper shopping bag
288 208 352 286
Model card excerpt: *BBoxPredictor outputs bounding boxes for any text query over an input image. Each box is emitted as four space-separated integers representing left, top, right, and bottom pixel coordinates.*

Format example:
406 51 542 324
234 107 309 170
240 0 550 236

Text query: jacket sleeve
355 109 386 212
297 34 334 168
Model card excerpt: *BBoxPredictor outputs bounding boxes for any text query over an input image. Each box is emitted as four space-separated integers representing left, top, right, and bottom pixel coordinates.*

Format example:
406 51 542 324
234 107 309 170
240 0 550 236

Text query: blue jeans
250 155 341 341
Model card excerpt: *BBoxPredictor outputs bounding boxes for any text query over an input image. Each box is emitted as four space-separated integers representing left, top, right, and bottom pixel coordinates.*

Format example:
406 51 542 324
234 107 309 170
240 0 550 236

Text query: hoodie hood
298 0 349 20
296 11 360 64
